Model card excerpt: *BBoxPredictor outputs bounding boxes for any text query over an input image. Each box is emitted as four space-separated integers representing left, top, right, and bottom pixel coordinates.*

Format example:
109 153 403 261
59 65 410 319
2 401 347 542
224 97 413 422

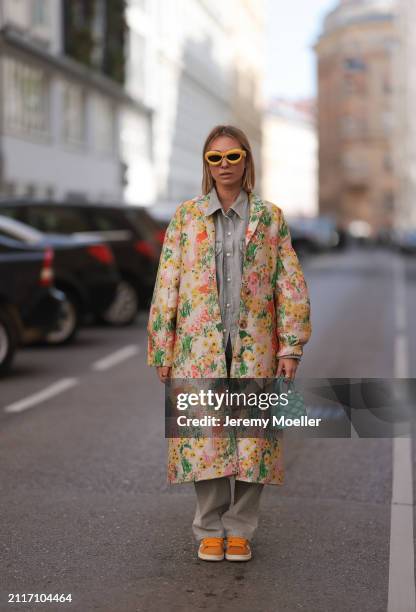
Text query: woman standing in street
147 125 311 562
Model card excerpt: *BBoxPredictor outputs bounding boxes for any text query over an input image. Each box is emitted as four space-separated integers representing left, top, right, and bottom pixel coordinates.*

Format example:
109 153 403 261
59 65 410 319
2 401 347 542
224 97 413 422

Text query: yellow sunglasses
204 148 247 166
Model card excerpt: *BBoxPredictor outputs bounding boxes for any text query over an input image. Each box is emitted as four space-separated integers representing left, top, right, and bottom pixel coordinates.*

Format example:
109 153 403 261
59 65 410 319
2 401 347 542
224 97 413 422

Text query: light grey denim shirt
204 186 301 361
205 186 248 352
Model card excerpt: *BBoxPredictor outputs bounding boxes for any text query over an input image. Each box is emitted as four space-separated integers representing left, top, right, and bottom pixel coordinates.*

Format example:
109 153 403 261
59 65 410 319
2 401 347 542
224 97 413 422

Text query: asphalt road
0 244 415 612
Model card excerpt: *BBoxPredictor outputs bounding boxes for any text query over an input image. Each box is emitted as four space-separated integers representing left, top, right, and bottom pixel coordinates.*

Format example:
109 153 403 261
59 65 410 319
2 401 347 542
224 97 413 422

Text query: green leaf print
239 361 249 376
181 456 193 474
276 258 284 275
154 348 165 365
207 293 217 307
163 247 173 261
286 335 299 346
181 335 192 356
259 449 271 480
279 218 289 239
259 458 267 480
167 318 176 331
271 268 278 289
226 433 237 456
239 330 250 339
153 313 162 332
246 243 258 261
179 299 192 318
262 211 272 226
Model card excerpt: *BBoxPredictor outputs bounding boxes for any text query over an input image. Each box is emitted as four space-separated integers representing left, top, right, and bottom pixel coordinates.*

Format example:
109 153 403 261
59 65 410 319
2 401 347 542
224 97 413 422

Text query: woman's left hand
276 358 299 381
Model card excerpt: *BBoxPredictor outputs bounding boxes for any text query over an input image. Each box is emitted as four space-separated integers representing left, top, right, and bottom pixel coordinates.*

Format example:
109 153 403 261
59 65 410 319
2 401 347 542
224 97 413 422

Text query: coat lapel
244 192 266 248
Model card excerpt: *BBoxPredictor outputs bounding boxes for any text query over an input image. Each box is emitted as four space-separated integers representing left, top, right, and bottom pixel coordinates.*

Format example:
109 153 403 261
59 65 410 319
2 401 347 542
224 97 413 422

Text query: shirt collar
205 186 248 219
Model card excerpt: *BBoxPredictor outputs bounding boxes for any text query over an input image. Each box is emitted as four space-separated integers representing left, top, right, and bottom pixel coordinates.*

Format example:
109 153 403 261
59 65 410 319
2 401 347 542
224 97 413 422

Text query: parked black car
0 215 119 344
0 234 65 374
0 200 162 325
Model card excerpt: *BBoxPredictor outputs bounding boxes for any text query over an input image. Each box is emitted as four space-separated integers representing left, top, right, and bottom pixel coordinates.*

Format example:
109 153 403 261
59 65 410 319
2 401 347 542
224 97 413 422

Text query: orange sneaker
225 536 252 561
197 537 225 561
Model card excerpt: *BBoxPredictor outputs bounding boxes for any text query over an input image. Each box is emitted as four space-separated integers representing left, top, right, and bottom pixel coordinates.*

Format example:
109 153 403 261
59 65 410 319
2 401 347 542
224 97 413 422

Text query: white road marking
91 344 140 371
387 255 415 612
4 378 79 414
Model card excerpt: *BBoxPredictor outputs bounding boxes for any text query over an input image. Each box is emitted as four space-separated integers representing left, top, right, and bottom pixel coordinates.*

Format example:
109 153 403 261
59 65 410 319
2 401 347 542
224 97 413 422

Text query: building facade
123 0 265 205
393 0 416 230
262 98 318 217
314 0 398 236
0 0 147 202
0 0 265 206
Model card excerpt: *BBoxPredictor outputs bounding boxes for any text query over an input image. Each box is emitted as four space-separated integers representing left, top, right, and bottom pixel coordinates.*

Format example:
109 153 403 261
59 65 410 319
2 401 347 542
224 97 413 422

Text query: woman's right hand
156 366 171 384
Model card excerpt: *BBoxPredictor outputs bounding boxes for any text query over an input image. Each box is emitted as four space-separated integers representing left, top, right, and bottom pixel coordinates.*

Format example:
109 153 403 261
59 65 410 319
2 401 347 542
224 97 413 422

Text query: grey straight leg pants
192 476 264 541
192 335 264 542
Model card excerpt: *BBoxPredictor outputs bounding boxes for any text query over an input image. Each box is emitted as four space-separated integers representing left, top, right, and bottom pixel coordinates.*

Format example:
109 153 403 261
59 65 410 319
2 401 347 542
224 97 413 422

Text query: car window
91 209 129 232
124 208 160 241
0 206 20 221
26 206 90 233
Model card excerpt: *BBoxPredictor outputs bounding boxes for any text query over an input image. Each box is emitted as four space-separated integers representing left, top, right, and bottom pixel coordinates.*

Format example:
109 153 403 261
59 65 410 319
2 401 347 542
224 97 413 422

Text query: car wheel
45 291 80 345
101 280 139 326
0 307 18 375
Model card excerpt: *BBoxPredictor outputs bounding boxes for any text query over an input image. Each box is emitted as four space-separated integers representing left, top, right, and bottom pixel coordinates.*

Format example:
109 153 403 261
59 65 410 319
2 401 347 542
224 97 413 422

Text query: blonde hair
201 125 255 195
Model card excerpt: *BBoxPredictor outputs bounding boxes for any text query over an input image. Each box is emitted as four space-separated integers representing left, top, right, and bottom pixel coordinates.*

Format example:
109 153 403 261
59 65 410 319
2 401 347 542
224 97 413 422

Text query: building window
3 0 27 29
381 111 393 136
125 30 145 98
62 82 85 147
340 115 367 138
344 57 366 72
383 152 393 172
2 56 49 138
92 95 115 155
91 0 106 69
383 192 394 212
31 0 50 26
382 76 392 94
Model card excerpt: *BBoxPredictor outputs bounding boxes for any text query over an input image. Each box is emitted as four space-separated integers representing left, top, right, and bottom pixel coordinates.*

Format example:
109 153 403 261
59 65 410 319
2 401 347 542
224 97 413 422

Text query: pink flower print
199 309 211 324
223 464 235 476
247 272 260 295
202 451 216 467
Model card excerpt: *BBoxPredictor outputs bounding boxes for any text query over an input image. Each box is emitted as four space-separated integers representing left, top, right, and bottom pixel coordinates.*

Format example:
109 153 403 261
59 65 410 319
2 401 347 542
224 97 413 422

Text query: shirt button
227 277 231 282
226 252 231 256
226 303 230 308
227 232 231 236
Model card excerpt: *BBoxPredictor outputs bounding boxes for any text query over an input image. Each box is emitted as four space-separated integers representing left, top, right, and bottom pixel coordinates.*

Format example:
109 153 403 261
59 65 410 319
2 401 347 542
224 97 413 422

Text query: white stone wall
123 0 265 205
262 107 318 217
0 0 62 52
0 0 126 202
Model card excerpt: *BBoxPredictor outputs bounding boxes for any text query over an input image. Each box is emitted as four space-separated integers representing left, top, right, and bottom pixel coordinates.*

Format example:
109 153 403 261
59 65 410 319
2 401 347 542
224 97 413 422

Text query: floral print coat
147 191 312 485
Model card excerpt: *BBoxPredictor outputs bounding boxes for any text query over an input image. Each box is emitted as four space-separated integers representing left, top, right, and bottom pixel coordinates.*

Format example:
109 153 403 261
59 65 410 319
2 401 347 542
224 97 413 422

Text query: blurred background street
1 244 415 611
1 0 416 610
